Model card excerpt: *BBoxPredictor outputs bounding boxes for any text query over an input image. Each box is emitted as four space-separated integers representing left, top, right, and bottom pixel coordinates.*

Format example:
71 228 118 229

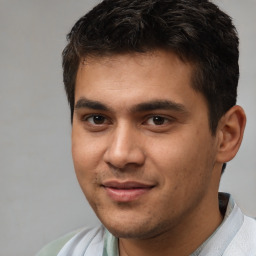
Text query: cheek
72 136 109 213
148 131 214 186
148 134 196 169
72 127 104 166
72 142 101 206
71 133 103 187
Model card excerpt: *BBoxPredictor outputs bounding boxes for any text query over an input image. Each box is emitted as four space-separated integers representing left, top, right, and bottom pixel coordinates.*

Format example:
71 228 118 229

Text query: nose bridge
104 121 145 168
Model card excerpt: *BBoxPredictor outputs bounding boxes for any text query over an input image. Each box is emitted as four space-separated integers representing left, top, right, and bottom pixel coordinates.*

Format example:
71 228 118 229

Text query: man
37 0 256 255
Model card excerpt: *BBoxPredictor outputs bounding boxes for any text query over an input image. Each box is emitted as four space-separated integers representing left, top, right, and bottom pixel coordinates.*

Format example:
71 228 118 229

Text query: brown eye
146 116 168 126
86 115 106 125
152 116 166 125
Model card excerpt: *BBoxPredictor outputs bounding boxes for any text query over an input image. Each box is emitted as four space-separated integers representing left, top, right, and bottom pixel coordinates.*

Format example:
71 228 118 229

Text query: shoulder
36 226 105 256
224 215 256 255
36 229 81 256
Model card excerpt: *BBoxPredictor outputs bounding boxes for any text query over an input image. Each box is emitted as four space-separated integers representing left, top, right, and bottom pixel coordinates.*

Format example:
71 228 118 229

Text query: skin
72 50 246 256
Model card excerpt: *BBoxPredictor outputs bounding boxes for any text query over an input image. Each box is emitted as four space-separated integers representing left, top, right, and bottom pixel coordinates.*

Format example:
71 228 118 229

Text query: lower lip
104 187 152 202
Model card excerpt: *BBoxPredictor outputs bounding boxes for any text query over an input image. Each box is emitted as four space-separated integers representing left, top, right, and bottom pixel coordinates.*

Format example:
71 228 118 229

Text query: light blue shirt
37 193 256 256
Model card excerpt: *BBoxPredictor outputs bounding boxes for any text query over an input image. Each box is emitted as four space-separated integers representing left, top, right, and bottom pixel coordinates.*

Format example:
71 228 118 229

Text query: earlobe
216 105 246 163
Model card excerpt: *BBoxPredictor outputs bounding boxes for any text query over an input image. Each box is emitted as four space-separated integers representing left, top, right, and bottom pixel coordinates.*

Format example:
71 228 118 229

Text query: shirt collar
103 193 243 256
194 192 244 256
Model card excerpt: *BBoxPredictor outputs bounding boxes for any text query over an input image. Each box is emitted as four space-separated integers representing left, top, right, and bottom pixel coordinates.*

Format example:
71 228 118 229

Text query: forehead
74 50 203 112
76 50 193 86
79 50 193 73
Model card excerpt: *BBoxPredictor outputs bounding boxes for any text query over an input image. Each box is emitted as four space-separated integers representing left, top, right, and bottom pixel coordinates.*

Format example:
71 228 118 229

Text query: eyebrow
131 100 187 113
74 97 187 114
74 98 110 111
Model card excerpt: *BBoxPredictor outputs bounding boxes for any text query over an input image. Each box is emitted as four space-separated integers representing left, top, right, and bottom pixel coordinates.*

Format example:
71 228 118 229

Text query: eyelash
143 115 172 126
82 114 110 125
82 114 173 127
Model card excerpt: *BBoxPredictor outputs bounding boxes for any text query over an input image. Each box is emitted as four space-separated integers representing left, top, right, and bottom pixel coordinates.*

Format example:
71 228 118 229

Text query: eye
85 115 108 125
145 116 170 126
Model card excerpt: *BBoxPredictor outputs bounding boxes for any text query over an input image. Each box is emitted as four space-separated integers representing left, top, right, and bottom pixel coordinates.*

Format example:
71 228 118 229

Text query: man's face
72 50 221 239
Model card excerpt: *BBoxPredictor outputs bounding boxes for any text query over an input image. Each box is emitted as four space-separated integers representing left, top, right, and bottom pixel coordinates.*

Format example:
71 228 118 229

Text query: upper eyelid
141 115 175 127
79 112 175 123
81 113 174 119
144 114 175 121
82 113 109 123
82 113 107 119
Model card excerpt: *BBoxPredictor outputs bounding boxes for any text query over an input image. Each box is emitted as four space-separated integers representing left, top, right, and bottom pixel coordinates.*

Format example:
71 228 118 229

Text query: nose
103 123 146 169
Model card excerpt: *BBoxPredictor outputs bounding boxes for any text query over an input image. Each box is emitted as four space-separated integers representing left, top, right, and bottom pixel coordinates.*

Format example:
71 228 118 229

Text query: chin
106 226 151 239
98 213 148 238
101 214 170 240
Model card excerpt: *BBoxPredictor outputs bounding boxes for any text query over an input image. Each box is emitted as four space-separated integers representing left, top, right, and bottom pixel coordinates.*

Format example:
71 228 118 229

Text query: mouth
102 181 155 202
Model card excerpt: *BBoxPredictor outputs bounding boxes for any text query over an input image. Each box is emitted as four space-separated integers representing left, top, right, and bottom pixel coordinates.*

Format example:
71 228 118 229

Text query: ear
216 105 246 163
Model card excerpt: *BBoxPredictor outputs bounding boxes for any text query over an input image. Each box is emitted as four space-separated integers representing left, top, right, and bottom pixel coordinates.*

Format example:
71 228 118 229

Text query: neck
119 194 223 256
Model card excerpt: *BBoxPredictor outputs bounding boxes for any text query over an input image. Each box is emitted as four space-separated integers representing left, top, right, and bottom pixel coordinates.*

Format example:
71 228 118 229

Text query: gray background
0 1 255 255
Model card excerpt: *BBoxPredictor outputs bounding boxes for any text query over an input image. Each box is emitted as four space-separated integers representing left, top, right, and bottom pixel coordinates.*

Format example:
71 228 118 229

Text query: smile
102 181 155 202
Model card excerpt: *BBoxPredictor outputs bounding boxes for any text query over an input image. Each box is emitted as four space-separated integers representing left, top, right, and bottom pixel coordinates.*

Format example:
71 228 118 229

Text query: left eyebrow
131 100 188 113
74 98 110 111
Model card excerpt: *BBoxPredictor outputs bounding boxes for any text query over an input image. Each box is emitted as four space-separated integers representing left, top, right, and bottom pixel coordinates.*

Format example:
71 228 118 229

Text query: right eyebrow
131 100 187 113
74 97 110 111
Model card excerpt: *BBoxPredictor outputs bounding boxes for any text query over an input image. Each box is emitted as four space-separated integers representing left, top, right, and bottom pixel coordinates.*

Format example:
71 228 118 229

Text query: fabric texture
36 229 81 256
36 193 256 256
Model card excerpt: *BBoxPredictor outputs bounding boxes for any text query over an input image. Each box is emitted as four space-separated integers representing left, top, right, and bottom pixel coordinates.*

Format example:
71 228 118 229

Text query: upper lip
102 180 155 189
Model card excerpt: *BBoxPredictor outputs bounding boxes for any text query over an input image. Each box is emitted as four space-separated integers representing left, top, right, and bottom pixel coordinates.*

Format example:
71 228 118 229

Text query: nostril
103 131 146 168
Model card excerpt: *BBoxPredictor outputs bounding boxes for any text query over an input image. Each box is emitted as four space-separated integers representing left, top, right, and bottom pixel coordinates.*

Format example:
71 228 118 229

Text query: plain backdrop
0 1 255 255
